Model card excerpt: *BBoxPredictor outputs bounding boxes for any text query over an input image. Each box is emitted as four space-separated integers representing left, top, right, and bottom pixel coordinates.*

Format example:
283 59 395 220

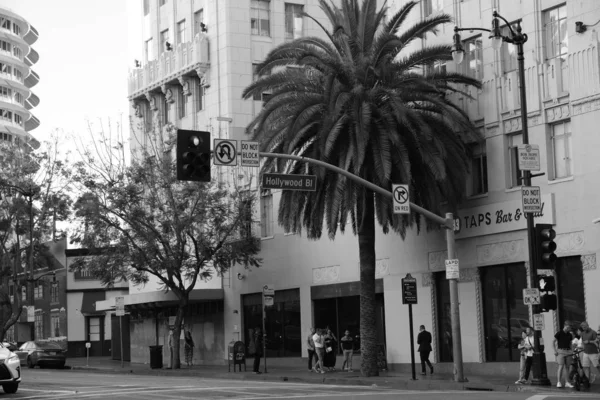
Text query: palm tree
243 0 482 376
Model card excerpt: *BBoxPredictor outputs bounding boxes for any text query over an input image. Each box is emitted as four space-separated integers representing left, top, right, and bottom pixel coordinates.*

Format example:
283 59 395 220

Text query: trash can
149 345 163 369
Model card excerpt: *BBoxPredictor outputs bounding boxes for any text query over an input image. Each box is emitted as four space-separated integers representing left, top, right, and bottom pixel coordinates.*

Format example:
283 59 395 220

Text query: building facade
128 0 600 374
0 6 40 149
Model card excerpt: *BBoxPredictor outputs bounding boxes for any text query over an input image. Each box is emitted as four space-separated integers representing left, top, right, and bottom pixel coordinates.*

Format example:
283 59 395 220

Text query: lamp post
0 180 38 341
451 11 550 386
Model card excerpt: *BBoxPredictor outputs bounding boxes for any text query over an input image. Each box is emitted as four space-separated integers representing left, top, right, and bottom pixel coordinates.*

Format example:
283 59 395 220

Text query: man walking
307 328 317 372
417 325 433 375
553 321 574 388
579 321 600 382
312 328 325 373
519 327 535 383
253 327 264 374
167 329 174 369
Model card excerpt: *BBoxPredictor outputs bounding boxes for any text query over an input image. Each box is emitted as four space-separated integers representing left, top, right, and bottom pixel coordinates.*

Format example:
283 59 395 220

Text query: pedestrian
307 328 317 372
167 329 174 369
553 321 574 388
417 325 433 375
340 330 354 372
184 329 195 367
323 328 337 371
578 321 600 382
312 328 325 373
515 330 527 384
518 327 535 384
253 327 263 374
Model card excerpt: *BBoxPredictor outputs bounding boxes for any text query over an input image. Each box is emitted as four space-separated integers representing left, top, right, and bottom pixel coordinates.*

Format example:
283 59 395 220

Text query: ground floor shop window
435 272 452 362
242 288 300 357
313 292 385 353
556 256 585 328
481 263 529 362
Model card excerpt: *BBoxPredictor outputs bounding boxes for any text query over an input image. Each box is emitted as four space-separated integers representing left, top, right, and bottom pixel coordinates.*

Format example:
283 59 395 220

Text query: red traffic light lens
540 228 556 240
188 136 202 148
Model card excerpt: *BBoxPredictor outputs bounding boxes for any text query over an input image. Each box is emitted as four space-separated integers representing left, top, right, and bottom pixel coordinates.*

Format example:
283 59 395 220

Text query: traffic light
176 129 211 182
538 275 557 311
534 224 557 269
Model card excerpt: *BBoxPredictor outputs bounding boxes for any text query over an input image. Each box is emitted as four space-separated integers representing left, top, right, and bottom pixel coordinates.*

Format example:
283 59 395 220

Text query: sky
2 0 142 144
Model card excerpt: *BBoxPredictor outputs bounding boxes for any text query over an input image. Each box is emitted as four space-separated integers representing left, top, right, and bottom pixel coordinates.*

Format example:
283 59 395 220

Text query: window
0 86 11 98
88 317 101 341
501 22 519 74
468 142 488 196
550 120 572 179
143 0 150 16
14 92 23 105
508 132 523 188
252 64 272 101
555 257 585 328
35 311 43 339
544 5 568 91
195 84 204 112
545 5 568 62
194 9 204 37
12 23 20 36
1 18 11 30
481 264 529 362
435 272 452 362
14 114 22 126
260 192 273 237
163 97 170 124
0 62 11 75
251 0 271 36
51 314 60 337
462 36 483 79
0 109 13 121
13 46 21 59
177 20 186 44
178 87 186 119
34 284 43 299
424 0 443 15
14 68 22 82
51 281 59 303
242 289 301 357
145 38 154 62
160 30 169 53
284 3 303 40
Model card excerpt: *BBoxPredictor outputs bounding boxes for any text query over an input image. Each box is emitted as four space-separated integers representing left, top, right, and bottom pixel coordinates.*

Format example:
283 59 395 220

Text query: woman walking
324 328 337 371
184 329 195 367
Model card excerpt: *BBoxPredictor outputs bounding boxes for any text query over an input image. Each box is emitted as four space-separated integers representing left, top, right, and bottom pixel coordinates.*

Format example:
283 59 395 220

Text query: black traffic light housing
176 129 211 182
534 224 557 270
538 275 557 311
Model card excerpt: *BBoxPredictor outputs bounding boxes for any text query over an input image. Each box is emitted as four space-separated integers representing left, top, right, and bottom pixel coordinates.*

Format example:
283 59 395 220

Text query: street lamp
452 12 551 386
0 179 38 341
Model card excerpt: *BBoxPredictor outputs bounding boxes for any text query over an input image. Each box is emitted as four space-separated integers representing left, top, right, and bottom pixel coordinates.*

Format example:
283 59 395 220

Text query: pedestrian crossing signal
538 275 557 311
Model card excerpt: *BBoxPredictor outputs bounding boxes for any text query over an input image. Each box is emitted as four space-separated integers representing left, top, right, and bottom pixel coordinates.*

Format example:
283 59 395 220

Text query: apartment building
0 6 40 149
126 0 600 374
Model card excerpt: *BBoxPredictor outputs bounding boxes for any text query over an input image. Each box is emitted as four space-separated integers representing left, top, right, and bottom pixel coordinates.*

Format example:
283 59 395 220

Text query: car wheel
2 382 18 394
27 357 35 369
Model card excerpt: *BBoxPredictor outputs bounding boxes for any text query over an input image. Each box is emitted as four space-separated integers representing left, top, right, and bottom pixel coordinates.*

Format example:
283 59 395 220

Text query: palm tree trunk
358 189 378 377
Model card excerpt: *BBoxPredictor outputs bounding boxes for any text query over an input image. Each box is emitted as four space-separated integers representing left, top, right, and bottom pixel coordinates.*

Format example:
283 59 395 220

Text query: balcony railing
128 33 210 96
567 43 600 102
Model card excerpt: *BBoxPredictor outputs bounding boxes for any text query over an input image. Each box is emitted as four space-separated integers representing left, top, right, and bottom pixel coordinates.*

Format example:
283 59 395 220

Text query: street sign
115 296 125 317
262 173 317 191
445 259 460 280
402 273 417 304
453 217 461 233
533 313 545 331
214 139 237 166
518 144 541 171
85 342 91 349
262 284 274 296
240 141 259 167
27 305 34 322
168 316 176 327
521 186 542 213
392 184 410 215
523 288 540 305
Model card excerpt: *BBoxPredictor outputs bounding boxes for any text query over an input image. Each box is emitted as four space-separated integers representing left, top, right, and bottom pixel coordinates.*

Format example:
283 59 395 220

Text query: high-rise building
121 0 600 376
0 6 40 150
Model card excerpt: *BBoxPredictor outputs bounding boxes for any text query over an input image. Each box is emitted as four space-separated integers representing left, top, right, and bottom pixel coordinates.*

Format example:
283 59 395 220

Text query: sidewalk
66 357 600 394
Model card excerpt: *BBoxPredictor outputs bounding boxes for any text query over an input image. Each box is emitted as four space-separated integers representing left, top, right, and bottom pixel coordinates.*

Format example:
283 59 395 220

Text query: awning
81 291 106 315
95 289 223 312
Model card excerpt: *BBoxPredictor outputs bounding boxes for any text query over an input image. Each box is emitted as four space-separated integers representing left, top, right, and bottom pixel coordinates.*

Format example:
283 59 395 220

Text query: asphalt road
3 370 598 400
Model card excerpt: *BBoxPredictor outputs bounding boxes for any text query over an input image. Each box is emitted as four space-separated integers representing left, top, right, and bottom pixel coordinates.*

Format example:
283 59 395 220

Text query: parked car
1 343 17 352
15 341 66 369
0 343 21 393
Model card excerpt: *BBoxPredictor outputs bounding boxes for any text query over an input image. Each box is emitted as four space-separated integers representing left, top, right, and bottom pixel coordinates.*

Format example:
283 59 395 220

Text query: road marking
20 388 78 393
526 394 600 400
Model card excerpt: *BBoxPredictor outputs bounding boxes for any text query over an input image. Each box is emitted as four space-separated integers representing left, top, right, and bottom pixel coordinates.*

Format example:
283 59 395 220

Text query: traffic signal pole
259 151 466 382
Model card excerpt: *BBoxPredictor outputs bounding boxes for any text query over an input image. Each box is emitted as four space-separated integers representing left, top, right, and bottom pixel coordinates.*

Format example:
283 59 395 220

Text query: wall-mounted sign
454 194 555 239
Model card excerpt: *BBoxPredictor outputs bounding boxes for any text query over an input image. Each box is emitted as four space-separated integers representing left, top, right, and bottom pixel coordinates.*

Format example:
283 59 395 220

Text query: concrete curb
67 365 586 395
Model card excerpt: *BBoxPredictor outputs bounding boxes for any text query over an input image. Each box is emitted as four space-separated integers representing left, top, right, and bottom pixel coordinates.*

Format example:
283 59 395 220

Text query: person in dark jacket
417 325 434 375
253 327 264 374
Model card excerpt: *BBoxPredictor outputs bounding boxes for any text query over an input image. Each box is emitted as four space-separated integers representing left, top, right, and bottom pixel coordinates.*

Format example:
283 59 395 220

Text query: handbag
326 347 332 353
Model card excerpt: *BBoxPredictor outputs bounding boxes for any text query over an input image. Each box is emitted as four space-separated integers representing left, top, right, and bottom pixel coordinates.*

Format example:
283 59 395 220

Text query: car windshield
34 342 62 350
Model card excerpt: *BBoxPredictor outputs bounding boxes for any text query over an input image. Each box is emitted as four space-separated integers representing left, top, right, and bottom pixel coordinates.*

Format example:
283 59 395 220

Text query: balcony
128 33 210 99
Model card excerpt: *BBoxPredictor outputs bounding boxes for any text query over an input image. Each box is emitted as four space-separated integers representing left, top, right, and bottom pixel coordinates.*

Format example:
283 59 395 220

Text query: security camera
237 273 245 280
593 217 600 224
